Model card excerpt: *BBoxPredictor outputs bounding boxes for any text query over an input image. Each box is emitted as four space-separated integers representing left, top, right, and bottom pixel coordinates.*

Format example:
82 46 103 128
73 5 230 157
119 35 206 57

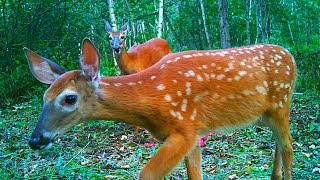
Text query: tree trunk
266 1 271 40
157 0 164 38
261 0 266 42
108 0 121 75
164 12 184 48
255 0 266 43
245 0 251 45
199 0 212 49
124 0 135 47
218 0 231 48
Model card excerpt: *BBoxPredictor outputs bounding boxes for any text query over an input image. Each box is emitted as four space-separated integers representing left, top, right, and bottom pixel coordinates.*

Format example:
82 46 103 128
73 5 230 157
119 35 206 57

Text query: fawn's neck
114 44 133 74
93 74 159 126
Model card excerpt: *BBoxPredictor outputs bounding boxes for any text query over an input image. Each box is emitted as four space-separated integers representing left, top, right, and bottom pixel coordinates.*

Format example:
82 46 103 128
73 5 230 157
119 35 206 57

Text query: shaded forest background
0 0 319 108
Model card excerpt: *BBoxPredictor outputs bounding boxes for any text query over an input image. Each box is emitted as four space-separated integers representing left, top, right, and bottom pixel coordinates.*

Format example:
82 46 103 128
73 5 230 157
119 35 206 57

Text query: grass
0 93 319 179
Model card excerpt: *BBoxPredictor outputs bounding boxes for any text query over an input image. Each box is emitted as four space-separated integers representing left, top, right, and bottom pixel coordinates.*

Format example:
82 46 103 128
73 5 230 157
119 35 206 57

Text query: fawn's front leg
139 133 197 180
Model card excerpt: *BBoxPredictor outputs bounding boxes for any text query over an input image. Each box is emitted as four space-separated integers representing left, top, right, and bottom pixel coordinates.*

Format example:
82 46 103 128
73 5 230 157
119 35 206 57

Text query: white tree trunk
108 0 121 75
245 0 251 45
157 0 164 38
200 0 212 49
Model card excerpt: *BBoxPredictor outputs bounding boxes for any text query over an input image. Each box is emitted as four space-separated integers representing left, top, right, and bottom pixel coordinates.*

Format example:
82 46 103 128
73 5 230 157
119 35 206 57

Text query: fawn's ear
24 48 66 84
80 38 100 83
120 23 128 32
105 21 113 33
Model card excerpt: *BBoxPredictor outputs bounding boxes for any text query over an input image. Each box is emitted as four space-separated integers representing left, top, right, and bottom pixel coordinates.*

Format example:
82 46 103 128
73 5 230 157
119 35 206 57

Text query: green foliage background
0 0 319 107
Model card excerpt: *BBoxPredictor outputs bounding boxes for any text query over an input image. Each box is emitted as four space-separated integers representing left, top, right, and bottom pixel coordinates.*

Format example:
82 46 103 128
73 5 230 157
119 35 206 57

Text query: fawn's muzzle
29 134 53 150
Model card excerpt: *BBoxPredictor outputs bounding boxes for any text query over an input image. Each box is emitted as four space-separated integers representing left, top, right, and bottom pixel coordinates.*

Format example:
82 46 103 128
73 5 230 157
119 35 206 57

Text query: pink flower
144 143 157 148
199 138 206 147
199 132 216 147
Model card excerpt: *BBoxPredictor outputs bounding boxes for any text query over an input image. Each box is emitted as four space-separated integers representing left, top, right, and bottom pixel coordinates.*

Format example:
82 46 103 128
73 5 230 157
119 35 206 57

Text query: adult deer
105 21 172 75
106 21 172 135
25 38 295 180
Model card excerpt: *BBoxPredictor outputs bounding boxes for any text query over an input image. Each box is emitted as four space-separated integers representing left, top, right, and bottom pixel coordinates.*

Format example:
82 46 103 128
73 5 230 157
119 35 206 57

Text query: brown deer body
25 39 295 180
105 22 172 75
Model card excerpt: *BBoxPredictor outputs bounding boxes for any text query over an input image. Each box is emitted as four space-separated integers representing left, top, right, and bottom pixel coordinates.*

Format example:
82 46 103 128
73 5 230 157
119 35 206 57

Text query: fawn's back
100 44 296 137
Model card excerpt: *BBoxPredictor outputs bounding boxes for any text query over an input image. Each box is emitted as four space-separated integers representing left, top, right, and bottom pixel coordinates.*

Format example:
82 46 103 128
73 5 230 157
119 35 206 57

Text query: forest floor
0 93 319 179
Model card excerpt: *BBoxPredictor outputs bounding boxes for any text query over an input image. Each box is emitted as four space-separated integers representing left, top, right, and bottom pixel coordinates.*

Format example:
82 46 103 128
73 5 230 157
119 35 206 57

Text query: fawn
26 38 295 179
105 21 172 75
106 22 172 135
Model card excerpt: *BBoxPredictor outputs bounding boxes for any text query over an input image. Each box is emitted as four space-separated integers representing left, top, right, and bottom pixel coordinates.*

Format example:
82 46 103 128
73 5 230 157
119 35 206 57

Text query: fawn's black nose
29 134 53 150
113 46 121 53
29 137 41 150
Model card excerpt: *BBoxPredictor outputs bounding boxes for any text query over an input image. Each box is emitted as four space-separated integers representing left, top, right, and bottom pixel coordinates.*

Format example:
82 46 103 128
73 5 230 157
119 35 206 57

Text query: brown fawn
105 21 172 75
25 38 296 180
106 21 172 135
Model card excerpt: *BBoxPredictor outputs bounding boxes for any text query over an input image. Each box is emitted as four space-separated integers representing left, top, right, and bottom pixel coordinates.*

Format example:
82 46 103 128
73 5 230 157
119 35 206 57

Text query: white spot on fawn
197 74 204 81
287 65 291 70
279 101 284 108
284 94 288 102
185 70 195 77
170 110 177 118
157 84 166 91
217 74 225 80
177 91 182 97
204 73 210 81
238 71 247 76
212 93 220 99
181 99 188 112
273 81 278 86
242 90 256 95
127 82 136 86
256 86 267 95
186 82 192 95
171 102 179 107
150 76 156 80
234 76 241 81
176 112 184 120
190 108 197 121
183 54 192 58
165 94 172 102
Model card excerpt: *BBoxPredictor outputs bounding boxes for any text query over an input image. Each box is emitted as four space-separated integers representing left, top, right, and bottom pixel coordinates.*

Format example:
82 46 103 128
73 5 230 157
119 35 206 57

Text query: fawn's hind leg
266 109 293 180
185 143 202 180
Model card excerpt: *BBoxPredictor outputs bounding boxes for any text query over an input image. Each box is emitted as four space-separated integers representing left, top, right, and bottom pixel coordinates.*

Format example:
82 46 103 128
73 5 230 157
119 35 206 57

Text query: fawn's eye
120 36 125 39
65 95 77 105
109 36 112 40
